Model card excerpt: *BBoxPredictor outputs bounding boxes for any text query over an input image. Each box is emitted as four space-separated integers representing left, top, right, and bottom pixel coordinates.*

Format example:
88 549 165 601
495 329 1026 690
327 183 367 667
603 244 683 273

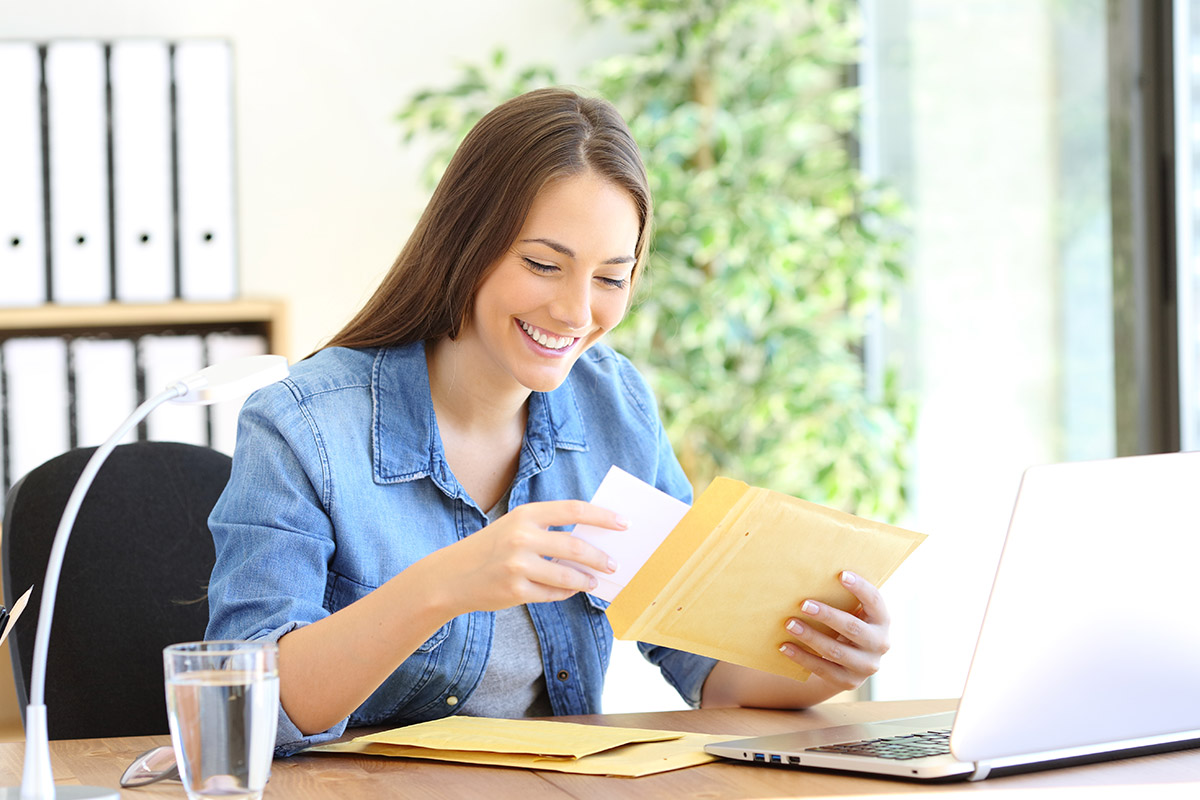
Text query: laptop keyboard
806 728 953 761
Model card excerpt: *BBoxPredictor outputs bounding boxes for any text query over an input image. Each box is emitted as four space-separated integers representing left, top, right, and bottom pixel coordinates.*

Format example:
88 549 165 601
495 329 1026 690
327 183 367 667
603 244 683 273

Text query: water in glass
164 642 279 800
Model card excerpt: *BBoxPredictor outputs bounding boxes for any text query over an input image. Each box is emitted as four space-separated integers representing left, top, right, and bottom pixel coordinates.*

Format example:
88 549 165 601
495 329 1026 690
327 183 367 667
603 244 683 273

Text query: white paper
562 465 690 602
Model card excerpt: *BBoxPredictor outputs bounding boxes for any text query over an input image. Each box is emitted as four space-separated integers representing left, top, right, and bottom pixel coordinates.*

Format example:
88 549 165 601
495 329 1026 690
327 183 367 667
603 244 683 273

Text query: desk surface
1 699 1197 798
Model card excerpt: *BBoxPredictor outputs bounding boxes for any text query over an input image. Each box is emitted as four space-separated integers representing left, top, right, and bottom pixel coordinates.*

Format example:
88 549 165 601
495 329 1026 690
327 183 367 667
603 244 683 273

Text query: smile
519 320 578 351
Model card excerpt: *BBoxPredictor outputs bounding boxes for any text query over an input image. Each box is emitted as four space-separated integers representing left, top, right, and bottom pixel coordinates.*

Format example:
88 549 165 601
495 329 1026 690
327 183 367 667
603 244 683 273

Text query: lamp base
0 787 119 799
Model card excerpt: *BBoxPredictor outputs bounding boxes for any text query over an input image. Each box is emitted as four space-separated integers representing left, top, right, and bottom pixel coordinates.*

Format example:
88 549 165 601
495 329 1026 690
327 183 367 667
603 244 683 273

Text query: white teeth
521 321 574 350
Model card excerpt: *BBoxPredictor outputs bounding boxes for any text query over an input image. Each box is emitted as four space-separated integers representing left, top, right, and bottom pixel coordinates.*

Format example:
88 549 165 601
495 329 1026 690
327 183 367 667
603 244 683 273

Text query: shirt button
446 696 459 706
556 670 569 682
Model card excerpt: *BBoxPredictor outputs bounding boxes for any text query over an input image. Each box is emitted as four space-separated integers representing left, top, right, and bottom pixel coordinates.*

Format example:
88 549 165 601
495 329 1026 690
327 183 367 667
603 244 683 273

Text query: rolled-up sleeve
638 643 718 707
205 382 347 756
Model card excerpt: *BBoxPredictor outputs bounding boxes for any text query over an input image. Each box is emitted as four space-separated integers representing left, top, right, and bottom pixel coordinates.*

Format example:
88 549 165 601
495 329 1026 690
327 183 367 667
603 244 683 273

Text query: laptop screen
950 452 1200 762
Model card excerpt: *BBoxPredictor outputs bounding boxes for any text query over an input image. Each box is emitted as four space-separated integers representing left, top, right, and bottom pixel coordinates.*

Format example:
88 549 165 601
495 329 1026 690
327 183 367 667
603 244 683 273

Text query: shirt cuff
637 642 718 708
246 620 351 757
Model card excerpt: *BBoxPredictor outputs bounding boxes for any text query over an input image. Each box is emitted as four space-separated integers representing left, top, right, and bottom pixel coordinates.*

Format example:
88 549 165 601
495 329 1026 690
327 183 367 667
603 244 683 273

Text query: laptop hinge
968 761 992 781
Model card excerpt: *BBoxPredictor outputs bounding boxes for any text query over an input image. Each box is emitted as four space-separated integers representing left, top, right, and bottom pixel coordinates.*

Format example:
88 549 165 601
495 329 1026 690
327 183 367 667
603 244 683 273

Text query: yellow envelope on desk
306 716 728 777
607 476 926 681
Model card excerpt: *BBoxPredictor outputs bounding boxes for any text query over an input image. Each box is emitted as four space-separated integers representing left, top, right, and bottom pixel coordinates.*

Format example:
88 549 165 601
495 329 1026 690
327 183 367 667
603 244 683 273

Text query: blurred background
0 0 1193 736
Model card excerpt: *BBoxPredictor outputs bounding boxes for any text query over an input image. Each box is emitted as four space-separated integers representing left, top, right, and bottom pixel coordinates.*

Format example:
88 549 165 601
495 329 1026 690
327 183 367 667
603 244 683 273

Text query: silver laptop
705 451 1200 781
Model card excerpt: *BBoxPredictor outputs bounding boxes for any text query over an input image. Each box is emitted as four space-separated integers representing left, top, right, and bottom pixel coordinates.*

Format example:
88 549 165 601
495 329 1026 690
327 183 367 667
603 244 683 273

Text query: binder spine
46 40 112 305
111 39 176 303
174 40 238 301
0 42 51 307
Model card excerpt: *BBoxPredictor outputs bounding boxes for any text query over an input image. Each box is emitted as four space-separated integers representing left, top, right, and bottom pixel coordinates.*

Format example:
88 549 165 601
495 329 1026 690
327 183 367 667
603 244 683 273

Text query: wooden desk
0 700 1197 798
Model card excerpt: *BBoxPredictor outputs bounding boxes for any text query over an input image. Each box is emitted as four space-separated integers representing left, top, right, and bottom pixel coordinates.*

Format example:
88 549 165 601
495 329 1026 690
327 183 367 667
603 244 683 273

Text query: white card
561 466 690 602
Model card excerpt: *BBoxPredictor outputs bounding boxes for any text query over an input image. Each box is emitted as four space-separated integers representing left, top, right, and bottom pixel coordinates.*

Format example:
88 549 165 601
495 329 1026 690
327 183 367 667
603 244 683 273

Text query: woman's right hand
428 500 624 614
278 500 621 735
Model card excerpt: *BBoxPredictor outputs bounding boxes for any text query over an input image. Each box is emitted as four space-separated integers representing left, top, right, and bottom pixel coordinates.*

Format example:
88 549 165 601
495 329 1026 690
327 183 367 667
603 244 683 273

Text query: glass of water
163 640 280 800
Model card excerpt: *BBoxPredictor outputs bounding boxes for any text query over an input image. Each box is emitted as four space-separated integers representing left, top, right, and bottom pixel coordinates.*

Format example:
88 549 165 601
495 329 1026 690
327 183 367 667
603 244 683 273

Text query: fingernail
614 515 630 529
786 619 804 635
607 558 619 573
588 574 598 589
779 644 796 657
801 600 819 615
841 571 857 586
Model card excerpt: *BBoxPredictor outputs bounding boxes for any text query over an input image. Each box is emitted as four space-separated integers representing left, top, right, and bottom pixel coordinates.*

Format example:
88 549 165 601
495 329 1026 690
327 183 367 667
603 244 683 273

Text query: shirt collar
370 342 588 488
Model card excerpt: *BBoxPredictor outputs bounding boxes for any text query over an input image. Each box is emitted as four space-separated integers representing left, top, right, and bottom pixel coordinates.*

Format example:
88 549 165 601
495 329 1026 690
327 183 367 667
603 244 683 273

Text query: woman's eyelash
523 257 557 273
523 257 628 289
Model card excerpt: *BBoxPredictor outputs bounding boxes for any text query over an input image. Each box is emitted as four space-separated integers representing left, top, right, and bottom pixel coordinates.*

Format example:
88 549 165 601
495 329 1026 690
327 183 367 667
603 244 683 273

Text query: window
862 0 1117 700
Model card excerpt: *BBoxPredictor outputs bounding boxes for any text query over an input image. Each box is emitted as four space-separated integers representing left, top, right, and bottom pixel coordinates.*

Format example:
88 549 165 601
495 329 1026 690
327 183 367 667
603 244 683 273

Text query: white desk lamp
1 354 289 800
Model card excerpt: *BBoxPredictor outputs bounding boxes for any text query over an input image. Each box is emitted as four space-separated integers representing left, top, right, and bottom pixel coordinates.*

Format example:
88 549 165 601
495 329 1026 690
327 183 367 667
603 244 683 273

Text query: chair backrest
1 441 231 740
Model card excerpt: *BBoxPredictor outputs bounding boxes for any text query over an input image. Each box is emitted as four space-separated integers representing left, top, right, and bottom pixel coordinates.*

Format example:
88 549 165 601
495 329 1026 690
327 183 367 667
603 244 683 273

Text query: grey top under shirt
456 490 554 718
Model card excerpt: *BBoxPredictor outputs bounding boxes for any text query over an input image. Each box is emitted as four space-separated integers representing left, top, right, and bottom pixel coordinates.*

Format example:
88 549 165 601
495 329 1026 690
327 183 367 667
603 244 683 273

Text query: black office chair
1 441 231 740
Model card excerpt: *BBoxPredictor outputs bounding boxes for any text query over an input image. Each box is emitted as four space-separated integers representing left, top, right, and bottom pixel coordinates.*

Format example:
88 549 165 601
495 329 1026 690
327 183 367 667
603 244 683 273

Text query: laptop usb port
753 753 766 762
770 754 782 764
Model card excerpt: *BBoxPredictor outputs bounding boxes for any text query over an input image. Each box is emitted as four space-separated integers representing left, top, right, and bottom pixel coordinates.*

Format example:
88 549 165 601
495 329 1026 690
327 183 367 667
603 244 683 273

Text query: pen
0 587 35 643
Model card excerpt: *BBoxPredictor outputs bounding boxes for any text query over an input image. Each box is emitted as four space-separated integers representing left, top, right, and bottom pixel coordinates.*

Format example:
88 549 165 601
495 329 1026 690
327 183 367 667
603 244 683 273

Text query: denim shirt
205 341 717 756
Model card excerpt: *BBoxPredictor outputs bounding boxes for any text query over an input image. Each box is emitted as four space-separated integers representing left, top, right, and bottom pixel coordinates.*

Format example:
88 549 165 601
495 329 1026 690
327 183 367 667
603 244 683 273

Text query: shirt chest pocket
326 571 452 653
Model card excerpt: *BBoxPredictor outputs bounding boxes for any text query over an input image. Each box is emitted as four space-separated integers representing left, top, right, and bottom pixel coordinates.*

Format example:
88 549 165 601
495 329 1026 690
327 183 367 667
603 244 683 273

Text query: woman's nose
549 278 591 331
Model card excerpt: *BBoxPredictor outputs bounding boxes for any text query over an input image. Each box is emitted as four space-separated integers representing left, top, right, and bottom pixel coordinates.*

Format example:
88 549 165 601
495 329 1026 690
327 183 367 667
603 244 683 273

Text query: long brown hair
322 87 652 352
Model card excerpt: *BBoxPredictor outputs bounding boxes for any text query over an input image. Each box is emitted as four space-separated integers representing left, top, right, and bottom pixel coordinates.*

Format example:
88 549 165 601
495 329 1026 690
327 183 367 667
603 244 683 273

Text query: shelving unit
0 298 290 356
0 297 289 740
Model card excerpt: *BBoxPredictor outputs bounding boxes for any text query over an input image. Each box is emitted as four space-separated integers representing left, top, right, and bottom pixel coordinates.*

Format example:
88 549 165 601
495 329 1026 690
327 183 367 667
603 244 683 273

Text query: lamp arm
20 385 181 800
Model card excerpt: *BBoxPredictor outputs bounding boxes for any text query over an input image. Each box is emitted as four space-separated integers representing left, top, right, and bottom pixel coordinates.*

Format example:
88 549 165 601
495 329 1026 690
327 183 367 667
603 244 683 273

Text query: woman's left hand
779 570 891 692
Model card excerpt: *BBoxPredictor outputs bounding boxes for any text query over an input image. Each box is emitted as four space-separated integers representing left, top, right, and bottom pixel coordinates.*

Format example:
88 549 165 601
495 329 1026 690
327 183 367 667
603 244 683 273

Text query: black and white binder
46 40 111 305
205 331 268 454
71 337 139 448
1 337 70 487
139 333 208 446
0 42 48 307
174 40 238 302
111 40 175 304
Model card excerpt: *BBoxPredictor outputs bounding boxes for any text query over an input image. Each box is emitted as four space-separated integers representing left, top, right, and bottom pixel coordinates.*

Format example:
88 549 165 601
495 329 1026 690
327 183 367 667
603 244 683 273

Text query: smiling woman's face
458 170 640 394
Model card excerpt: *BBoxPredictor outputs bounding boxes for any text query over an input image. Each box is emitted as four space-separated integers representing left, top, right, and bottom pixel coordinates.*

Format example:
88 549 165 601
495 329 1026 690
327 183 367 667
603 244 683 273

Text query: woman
206 87 891 756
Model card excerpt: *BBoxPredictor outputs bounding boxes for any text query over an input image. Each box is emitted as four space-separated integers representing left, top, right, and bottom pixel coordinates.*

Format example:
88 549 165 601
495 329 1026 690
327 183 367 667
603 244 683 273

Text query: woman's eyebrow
520 237 635 265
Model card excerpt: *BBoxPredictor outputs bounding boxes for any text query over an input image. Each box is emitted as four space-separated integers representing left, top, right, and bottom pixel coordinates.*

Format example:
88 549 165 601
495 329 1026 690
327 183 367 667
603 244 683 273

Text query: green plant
397 0 913 520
